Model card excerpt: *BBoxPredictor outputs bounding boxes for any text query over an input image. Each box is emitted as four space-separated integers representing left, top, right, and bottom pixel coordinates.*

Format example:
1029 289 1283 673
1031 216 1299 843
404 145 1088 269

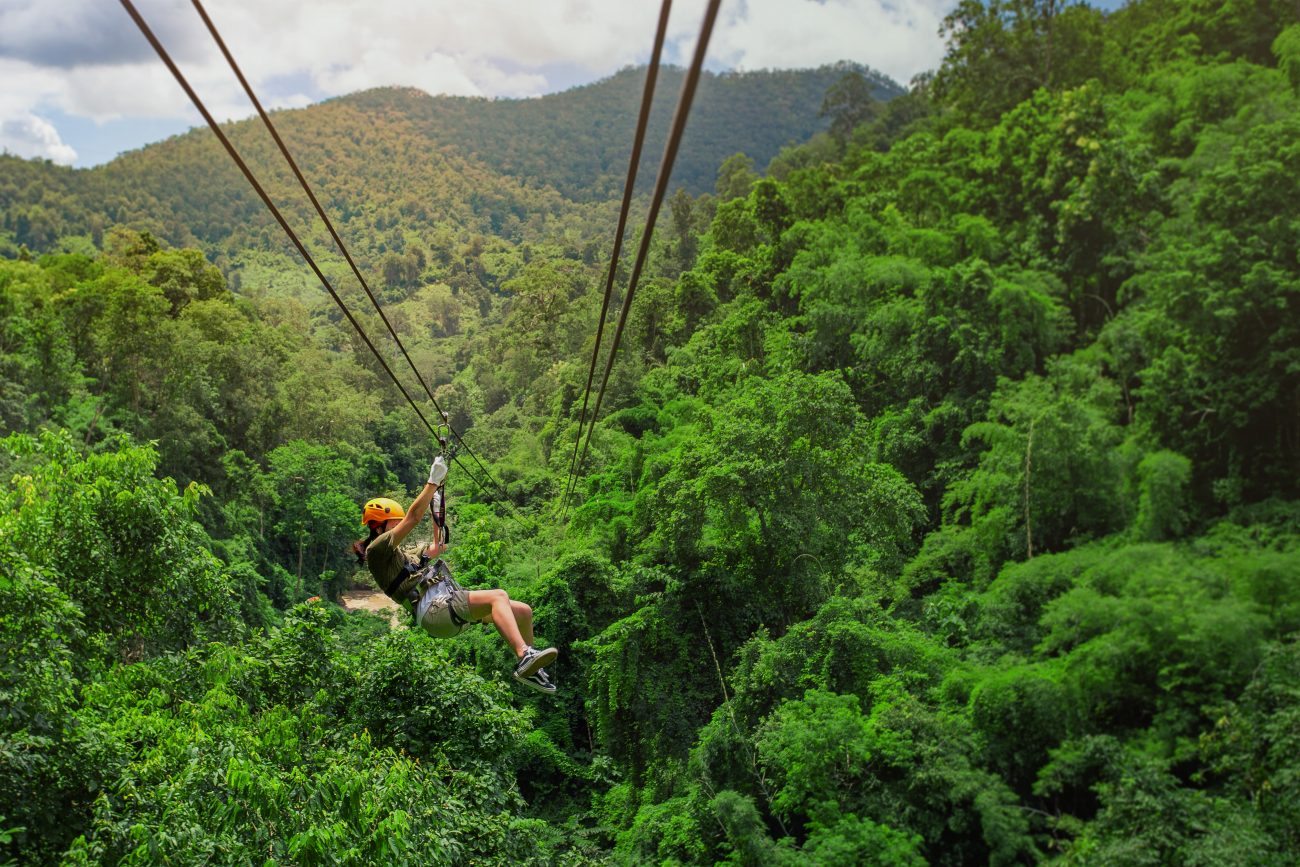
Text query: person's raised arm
386 456 448 546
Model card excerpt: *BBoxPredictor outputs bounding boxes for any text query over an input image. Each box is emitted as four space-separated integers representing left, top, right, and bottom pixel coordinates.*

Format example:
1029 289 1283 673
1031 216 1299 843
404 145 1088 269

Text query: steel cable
558 0 673 517
562 0 723 520
119 0 528 526
189 0 519 512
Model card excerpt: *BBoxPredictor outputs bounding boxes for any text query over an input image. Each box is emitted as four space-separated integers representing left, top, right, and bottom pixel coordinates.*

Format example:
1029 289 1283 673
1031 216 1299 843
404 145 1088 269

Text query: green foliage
709 790 784 866
0 541 87 862
820 71 881 144
582 591 721 780
933 1 1106 123
1133 449 1192 541
1124 109 1300 500
755 689 874 826
944 360 1127 571
800 814 926 867
451 519 507 587
1054 748 1280 865
972 544 1109 652
374 63 899 202
141 248 226 314
724 597 954 729
0 258 85 432
715 153 759 203
644 371 923 614
968 661 1074 792
259 440 389 599
344 630 528 779
1201 639 1300 854
1276 24 1300 91
59 608 561 866
2 430 242 664
0 66 900 269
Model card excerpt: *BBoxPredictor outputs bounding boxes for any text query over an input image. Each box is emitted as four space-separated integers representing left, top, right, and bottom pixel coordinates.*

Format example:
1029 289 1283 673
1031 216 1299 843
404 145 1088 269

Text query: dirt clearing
339 588 405 629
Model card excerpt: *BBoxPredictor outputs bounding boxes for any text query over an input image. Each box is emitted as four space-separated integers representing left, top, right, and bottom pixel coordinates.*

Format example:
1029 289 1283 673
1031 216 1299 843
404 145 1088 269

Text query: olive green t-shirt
366 530 422 600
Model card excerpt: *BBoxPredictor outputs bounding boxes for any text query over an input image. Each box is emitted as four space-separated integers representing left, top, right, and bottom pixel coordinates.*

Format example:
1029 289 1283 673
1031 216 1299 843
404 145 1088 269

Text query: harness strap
383 554 428 602
432 486 450 545
383 570 407 601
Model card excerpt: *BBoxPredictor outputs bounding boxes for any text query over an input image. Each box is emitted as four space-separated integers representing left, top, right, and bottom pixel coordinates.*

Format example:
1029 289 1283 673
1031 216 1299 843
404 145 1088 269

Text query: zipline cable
561 0 722 521
118 0 525 526
189 0 520 514
558 0 673 518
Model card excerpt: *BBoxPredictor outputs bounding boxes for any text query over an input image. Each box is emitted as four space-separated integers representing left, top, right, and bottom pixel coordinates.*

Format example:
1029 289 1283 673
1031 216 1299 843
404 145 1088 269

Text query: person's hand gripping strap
428 455 448 487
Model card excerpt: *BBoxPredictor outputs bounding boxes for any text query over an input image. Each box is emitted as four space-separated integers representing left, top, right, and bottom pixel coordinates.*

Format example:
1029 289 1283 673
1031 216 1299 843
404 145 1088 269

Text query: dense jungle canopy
2 1 1300 864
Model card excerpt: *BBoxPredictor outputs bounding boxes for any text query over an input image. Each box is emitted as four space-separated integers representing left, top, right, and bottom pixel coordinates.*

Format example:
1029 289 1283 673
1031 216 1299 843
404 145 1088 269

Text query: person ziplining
352 450 558 694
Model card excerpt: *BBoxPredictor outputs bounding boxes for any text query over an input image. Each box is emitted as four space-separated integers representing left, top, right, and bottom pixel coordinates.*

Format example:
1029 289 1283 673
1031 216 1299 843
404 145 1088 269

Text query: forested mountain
0 86 604 284
4 1 1300 864
0 63 893 266
347 63 901 200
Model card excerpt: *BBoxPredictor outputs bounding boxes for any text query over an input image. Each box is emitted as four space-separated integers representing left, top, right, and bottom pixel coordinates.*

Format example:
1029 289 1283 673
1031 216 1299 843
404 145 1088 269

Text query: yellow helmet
362 497 405 528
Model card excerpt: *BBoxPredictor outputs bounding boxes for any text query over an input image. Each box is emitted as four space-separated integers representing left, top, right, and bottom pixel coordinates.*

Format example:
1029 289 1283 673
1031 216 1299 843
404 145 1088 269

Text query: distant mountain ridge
0 62 901 261
340 62 902 200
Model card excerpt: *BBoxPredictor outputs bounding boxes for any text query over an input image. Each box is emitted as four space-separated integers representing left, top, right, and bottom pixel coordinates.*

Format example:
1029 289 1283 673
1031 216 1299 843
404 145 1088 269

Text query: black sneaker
515 667 557 695
514 645 558 678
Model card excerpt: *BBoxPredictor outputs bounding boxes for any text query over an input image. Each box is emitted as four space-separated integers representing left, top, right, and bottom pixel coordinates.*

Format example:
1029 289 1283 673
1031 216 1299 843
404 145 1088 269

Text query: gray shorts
415 577 471 639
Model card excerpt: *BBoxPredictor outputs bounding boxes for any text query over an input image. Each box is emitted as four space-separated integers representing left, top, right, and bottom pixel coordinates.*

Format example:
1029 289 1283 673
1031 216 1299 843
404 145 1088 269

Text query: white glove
428 455 448 486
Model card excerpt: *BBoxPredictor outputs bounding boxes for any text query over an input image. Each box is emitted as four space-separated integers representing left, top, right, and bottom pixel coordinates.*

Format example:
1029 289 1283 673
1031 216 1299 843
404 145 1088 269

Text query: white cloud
710 0 951 83
59 61 199 122
0 0 957 164
0 113 77 164
0 0 207 67
317 47 482 97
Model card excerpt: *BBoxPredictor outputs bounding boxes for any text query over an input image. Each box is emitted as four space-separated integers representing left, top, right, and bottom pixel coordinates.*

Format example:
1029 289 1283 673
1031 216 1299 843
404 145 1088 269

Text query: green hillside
0 63 894 269
346 63 901 200
4 2 1300 864
0 94 600 279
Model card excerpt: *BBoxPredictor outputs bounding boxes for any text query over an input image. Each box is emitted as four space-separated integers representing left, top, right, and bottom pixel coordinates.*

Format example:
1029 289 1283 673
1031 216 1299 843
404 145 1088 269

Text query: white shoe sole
514 674 557 695
516 646 558 677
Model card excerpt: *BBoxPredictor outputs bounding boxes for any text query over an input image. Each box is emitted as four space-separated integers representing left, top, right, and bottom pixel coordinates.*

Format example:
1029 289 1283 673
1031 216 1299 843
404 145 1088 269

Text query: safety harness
384 555 470 629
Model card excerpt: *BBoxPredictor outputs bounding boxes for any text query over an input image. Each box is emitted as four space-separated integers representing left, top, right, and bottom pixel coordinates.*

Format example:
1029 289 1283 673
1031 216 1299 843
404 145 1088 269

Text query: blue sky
0 0 1128 168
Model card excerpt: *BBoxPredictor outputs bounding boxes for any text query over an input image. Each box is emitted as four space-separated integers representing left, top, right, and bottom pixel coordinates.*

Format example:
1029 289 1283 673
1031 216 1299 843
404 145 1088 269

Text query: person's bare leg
511 600 534 646
467 589 527 657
